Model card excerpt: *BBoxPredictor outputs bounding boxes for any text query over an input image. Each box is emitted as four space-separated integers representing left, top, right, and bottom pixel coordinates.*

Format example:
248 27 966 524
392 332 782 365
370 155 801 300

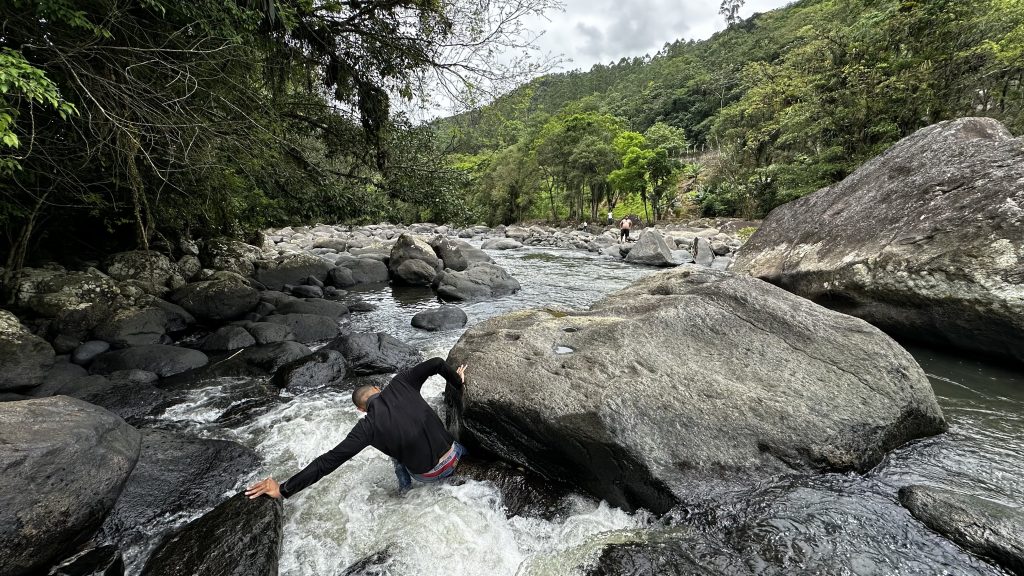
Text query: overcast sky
530 0 794 73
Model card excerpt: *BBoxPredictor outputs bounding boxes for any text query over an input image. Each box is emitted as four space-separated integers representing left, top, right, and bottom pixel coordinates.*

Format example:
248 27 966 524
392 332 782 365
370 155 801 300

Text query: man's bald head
352 385 380 412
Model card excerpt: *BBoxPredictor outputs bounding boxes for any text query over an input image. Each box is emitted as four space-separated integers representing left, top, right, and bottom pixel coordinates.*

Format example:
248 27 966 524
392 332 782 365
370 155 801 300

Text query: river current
153 245 1022 576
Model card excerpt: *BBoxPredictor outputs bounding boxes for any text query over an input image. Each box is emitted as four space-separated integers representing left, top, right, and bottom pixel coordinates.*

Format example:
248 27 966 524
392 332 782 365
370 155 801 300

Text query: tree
720 0 745 26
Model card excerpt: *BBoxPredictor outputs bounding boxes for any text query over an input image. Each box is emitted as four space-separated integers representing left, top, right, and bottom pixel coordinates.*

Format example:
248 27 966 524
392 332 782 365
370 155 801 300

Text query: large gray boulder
481 238 523 250
254 252 332 291
392 258 437 286
92 306 170 348
411 305 468 331
169 274 259 321
271 349 347 391
104 250 178 287
102 430 260 574
0 396 141 576
900 485 1024 575
430 236 469 271
0 310 55 391
624 230 675 266
336 257 389 285
139 493 283 576
435 263 521 301
389 234 440 285
734 117 1024 364
202 238 263 277
90 344 208 377
262 313 340 343
20 270 123 339
446 266 946 513
52 374 169 421
325 332 422 376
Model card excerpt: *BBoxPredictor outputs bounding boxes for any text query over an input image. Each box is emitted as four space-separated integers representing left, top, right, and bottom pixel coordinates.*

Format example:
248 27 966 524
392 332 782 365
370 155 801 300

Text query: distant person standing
618 216 632 243
607 210 614 226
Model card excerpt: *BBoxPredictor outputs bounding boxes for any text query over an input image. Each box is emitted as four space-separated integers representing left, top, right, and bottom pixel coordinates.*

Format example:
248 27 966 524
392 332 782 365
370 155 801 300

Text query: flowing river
151 246 1023 576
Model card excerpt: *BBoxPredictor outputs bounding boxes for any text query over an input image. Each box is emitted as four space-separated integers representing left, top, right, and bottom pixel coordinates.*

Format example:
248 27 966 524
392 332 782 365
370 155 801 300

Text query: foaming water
149 244 1024 575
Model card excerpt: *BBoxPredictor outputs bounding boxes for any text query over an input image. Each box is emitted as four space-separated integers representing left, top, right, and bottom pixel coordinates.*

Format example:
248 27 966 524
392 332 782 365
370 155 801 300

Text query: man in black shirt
245 357 467 500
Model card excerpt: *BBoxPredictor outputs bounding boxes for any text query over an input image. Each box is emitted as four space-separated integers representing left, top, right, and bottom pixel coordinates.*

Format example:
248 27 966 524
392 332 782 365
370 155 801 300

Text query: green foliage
736 226 757 241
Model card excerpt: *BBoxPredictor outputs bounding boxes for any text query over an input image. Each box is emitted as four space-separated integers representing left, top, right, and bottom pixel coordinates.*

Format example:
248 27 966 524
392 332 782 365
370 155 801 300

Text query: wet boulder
271 349 347 391
411 305 468 331
454 459 571 519
166 342 312 383
430 236 469 271
52 374 169 421
254 252 332 291
47 544 125 576
275 298 349 319
102 430 260 574
324 332 422 376
92 307 170 348
90 344 208 378
72 340 112 366
336 257 389 285
0 309 55 391
327 266 356 288
734 117 1024 364
243 322 296 345
21 271 123 339
391 258 437 286
899 485 1024 575
169 274 259 321
435 263 521 301
104 251 178 287
585 531 750 576
139 493 283 576
624 230 675 267
446 266 946 513
262 313 340 343
200 325 256 352
202 238 263 277
389 233 440 279
0 396 141 576
481 238 523 250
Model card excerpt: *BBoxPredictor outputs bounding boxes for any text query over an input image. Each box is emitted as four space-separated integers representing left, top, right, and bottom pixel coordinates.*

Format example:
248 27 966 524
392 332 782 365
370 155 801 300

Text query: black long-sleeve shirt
279 357 463 498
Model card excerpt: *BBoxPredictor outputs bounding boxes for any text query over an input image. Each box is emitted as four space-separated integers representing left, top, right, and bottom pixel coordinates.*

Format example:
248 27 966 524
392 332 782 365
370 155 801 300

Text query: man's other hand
456 364 467 384
245 477 281 499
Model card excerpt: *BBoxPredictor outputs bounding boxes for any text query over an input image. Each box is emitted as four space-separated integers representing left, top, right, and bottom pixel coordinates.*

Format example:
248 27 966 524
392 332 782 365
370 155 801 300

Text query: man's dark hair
352 385 378 410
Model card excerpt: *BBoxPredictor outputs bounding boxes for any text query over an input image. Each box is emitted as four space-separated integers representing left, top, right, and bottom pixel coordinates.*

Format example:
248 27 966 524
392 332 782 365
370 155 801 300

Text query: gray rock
169 275 259 322
254 252 332 291
289 284 323 298
18 270 123 339
711 256 733 271
411 305 468 331
600 245 625 259
177 255 202 281
454 459 570 519
262 313 340 344
271 349 347 391
900 485 1024 575
446 266 946 513
693 236 715 266
339 549 394 576
585 531 750 576
104 250 176 287
392 258 437 286
200 325 256 352
388 234 440 286
733 117 1024 364
244 322 295 345
710 240 731 256
52 333 81 355
337 258 389 284
166 342 312 384
481 238 523 250
461 245 494 266
47 544 124 576
430 236 469 271
0 310 56 391
0 396 141 575
257 290 297 308
276 298 349 319
435 263 521 301
139 297 195 332
93 307 169 348
29 360 90 398
327 266 356 288
102 430 260 574
201 238 263 277
324 332 422 376
90 345 208 378
53 374 169 421
139 493 282 576
624 230 675 266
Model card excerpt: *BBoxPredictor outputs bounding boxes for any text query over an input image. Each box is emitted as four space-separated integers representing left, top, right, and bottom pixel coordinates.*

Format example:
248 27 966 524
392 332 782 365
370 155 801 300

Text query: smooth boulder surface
734 117 1024 364
392 258 437 286
446 266 946 513
481 237 524 250
53 374 169 421
411 305 468 331
276 298 349 319
93 307 169 348
90 344 208 377
900 485 1024 575
200 325 257 352
624 230 675 267
169 275 259 321
271 349 347 391
430 236 469 271
0 309 55 391
389 233 440 275
254 252 332 291
435 263 521 301
139 493 283 576
337 258 389 284
0 396 141 576
102 430 260 573
325 332 422 375
48 545 125 576
262 313 340 343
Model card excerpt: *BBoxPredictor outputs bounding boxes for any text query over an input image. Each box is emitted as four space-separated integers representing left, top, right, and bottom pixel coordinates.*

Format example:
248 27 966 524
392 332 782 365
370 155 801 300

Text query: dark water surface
153 245 1022 576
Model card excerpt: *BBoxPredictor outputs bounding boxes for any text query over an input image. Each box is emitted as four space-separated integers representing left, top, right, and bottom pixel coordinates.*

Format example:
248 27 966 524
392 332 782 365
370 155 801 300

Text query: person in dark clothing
245 358 468 500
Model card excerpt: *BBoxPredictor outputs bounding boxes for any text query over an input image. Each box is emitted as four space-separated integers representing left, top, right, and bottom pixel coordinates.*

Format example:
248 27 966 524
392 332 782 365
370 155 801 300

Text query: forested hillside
439 0 1024 225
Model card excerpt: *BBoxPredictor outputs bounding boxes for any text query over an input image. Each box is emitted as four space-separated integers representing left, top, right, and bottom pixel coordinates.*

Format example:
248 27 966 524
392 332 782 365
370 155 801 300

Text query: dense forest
0 0 554 274
439 0 1024 226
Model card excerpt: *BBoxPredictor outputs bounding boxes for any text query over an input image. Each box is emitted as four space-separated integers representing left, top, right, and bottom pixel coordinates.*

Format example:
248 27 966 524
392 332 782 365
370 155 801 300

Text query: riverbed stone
90 345 208 377
276 298 349 319
262 313 340 343
169 274 259 321
254 252 332 291
138 297 195 332
446 265 946 513
102 430 260 574
392 258 438 286
899 485 1024 575
624 230 675 267
733 117 1024 364
389 234 441 282
47 545 124 576
337 257 389 284
481 238 523 250
430 236 469 271
139 493 282 576
693 236 715 267
411 305 468 331
244 322 296 344
52 374 169 421
0 309 56 391
288 284 323 298
93 307 169 348
24 271 124 339
435 263 521 301
328 266 357 287
200 325 257 352
0 396 141 576
324 332 422 375
271 349 347 391
104 251 177 287
202 238 263 277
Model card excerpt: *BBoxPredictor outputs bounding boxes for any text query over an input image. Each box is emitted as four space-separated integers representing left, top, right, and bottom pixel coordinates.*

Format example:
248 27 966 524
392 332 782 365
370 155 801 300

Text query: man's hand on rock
245 477 281 499
456 364 468 385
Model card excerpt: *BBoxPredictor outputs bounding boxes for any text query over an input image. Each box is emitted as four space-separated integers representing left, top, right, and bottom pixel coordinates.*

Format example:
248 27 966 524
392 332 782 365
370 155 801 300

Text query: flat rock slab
0 396 140 575
90 345 208 378
447 266 946 513
140 493 283 576
435 263 521 301
900 485 1024 575
734 117 1024 364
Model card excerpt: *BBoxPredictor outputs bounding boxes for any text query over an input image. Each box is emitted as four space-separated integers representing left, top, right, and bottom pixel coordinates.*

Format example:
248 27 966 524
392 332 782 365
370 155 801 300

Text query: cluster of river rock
1 117 1022 576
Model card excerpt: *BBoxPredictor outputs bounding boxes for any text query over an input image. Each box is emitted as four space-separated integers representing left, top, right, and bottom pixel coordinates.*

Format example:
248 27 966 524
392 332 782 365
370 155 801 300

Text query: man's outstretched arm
400 357 466 392
246 419 371 500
